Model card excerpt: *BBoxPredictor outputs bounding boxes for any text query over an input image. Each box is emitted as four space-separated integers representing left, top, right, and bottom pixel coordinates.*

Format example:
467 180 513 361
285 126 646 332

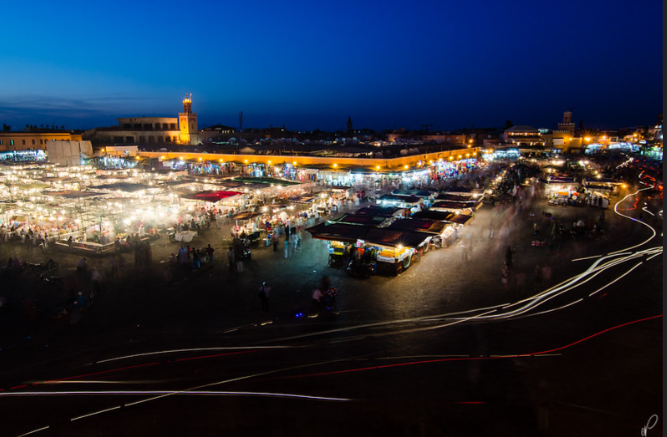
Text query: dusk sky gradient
1 0 662 132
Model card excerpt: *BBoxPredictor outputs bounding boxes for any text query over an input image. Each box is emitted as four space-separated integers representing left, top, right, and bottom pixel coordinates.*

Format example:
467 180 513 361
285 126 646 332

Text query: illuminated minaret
179 93 198 145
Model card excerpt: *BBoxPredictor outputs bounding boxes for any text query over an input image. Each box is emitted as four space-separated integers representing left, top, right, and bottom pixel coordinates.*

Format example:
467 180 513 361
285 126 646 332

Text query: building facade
178 94 199 145
502 125 545 146
84 95 200 146
0 131 83 152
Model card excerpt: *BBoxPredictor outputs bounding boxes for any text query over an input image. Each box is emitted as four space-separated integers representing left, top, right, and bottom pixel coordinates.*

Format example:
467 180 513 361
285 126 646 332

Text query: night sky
1 0 662 132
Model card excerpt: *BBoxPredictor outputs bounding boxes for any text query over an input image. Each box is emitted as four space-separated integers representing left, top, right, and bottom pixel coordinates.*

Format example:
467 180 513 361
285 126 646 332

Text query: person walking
504 246 513 269
258 282 270 312
272 232 279 252
501 263 510 290
227 247 235 271
311 287 323 312
206 244 215 264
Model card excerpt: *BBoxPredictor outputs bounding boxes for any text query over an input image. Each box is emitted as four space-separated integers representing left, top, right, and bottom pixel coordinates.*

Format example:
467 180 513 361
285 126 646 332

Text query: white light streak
71 406 121 421
3 391 349 402
96 346 295 364
16 426 50 437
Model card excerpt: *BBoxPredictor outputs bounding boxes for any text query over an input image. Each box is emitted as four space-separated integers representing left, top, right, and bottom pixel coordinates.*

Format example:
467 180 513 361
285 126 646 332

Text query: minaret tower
179 93 198 145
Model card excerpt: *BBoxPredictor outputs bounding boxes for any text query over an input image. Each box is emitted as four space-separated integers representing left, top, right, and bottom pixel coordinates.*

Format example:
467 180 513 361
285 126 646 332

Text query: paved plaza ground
0 173 662 436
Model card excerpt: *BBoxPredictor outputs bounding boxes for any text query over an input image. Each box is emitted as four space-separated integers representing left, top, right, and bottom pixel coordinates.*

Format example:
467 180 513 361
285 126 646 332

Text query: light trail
15 427 49 437
264 315 662 381
609 187 658 254
2 390 350 402
96 346 292 364
70 406 121 421
587 262 642 297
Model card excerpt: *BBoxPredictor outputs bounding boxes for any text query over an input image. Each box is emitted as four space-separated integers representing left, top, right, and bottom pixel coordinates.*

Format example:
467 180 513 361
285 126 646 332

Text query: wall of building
139 147 481 171
46 140 93 166
85 129 181 145
0 132 81 151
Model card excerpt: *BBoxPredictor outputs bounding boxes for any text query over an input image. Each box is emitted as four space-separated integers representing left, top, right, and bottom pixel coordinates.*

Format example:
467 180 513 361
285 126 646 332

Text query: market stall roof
411 210 454 222
290 196 315 203
546 177 578 184
181 190 243 202
386 218 447 235
431 200 474 210
231 211 262 220
443 187 473 194
446 214 474 226
377 194 423 205
306 221 369 243
329 213 392 227
43 190 101 199
355 206 405 217
435 193 476 202
90 182 152 192
231 177 301 186
159 180 198 187
365 228 431 249
391 189 437 198
306 221 430 249
583 178 619 185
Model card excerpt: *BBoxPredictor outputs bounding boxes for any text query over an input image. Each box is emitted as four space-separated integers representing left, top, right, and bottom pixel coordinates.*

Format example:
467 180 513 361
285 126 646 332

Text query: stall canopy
43 190 101 199
231 211 262 220
435 193 476 202
329 213 392 227
392 189 437 198
182 190 243 202
386 218 447 235
306 222 369 243
90 182 151 192
445 214 474 226
307 221 431 249
431 200 478 211
355 206 405 217
232 177 301 186
365 228 431 249
290 196 315 204
377 194 424 206
411 210 455 222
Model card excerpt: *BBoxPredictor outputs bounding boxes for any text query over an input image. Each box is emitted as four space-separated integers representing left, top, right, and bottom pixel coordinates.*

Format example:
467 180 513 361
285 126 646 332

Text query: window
158 136 163 143
0 140 3 145
162 123 168 130
170 123 176 130
32 139 35 145
148 136 154 143
10 140 14 146
22 140 26 145
139 136 145 143
165 136 171 143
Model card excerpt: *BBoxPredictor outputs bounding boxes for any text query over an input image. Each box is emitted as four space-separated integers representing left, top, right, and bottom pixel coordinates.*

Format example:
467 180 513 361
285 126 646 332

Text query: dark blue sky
1 0 662 132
